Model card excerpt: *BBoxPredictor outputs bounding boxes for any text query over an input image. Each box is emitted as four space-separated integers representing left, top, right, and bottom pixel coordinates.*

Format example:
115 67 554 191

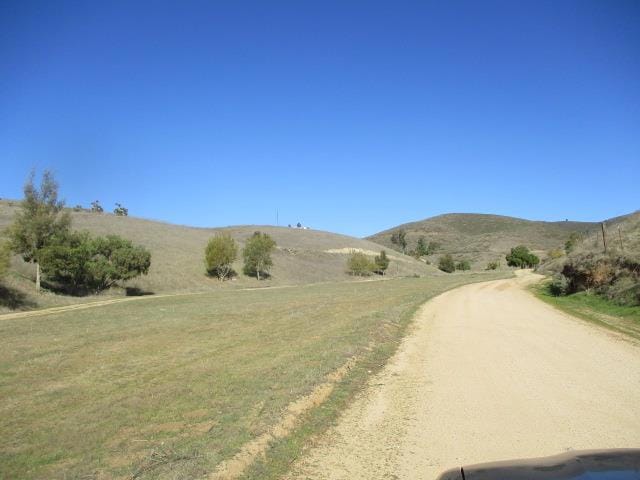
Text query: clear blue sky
1 1 638 237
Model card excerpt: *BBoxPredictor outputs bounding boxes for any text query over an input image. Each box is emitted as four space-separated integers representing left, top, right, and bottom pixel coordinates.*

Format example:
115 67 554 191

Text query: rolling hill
368 213 600 268
0 200 438 310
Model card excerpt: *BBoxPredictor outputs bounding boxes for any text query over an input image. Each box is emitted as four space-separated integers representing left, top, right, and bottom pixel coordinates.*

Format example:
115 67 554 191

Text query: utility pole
601 222 607 253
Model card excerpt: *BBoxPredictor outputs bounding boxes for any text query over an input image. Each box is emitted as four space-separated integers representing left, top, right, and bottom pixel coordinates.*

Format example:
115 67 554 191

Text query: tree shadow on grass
0 284 37 310
125 286 155 297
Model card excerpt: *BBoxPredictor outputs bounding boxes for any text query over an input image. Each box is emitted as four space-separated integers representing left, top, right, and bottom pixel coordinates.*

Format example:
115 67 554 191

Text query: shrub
486 260 499 270
39 232 151 294
505 245 540 268
438 254 456 273
243 232 276 280
205 234 238 280
549 273 569 296
455 259 471 271
606 275 640 306
374 250 390 275
347 252 376 276
559 253 639 306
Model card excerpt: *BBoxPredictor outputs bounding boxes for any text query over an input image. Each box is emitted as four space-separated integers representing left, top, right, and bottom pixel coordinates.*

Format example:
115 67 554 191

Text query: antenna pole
601 222 607 253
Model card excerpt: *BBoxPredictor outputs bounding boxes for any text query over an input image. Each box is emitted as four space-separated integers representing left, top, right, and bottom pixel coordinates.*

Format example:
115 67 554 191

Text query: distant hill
0 200 438 308
368 213 600 269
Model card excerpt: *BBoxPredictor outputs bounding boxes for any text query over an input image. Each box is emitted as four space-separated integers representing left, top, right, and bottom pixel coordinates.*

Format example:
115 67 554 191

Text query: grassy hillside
0 272 507 480
540 210 640 273
368 213 599 269
0 200 437 310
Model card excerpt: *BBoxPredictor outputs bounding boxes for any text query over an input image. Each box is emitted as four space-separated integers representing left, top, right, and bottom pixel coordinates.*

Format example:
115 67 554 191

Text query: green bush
455 260 471 271
39 232 151 294
549 273 569 296
438 254 456 273
243 232 276 280
505 245 540 268
347 252 376 276
205 234 238 280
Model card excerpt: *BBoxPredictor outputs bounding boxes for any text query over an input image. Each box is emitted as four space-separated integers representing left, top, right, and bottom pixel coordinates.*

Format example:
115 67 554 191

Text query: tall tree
9 171 70 292
242 232 276 280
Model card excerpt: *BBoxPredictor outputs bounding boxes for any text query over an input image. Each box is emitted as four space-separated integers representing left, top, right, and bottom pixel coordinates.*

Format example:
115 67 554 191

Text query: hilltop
0 200 437 309
368 213 599 268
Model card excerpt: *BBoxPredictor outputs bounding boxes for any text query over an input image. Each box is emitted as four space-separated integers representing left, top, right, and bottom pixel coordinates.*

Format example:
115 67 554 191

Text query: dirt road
287 272 640 479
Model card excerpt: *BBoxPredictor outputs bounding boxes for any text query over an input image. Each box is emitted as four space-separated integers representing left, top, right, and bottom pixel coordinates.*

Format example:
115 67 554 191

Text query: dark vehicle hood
436 449 640 480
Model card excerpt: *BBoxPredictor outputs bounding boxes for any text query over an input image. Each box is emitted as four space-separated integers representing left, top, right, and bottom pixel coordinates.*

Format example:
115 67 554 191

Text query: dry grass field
369 213 599 268
0 272 507 479
0 200 437 313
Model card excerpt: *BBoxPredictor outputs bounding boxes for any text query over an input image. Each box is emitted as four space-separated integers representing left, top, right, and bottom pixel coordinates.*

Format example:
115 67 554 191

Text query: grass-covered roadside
0 272 507 479
532 281 640 341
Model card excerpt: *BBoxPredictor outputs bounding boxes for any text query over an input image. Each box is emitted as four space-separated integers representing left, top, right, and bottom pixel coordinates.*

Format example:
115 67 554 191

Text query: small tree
9 171 71 292
347 251 375 276
243 232 276 280
505 245 540 268
427 241 440 255
415 236 429 258
438 254 456 273
90 200 103 213
113 203 128 216
374 250 390 275
390 229 407 254
205 234 238 280
455 259 471 271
